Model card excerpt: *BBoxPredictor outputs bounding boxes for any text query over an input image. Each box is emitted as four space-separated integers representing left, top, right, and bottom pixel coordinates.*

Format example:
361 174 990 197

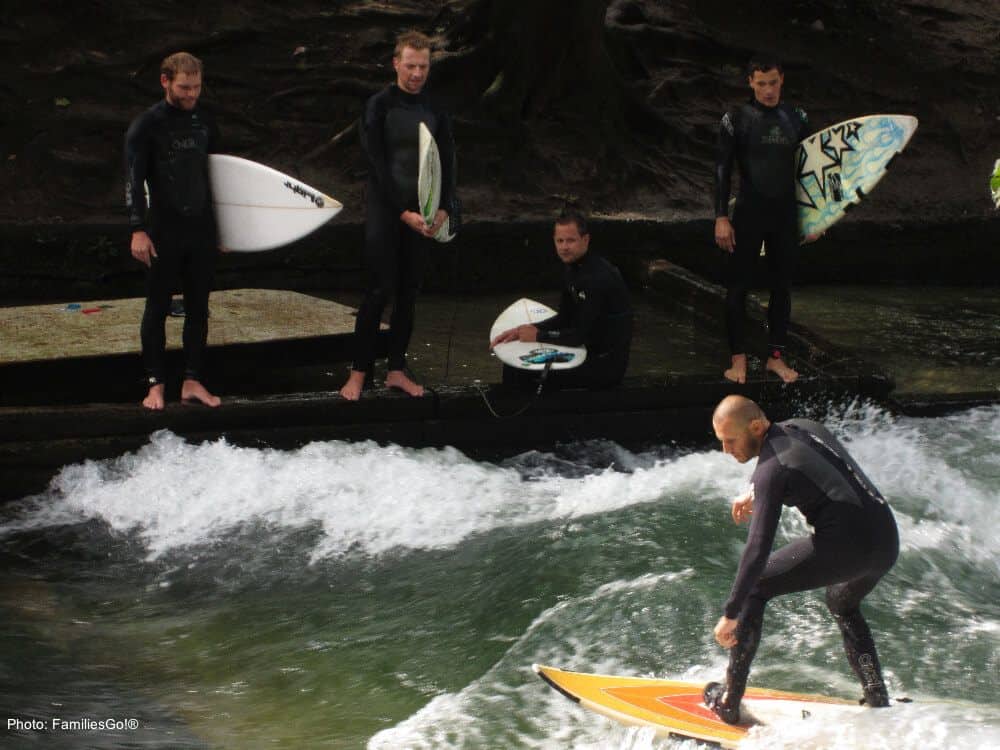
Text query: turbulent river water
1 401 997 749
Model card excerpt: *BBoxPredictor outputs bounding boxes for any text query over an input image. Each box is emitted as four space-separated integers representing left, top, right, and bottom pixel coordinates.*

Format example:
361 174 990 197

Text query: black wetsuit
125 100 219 385
350 84 456 375
503 251 633 390
715 98 809 359
712 419 899 721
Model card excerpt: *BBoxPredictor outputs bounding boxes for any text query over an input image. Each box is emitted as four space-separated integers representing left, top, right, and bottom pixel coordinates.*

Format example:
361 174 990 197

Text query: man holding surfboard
125 52 221 410
490 211 632 389
706 395 899 724
714 57 811 385
339 31 456 401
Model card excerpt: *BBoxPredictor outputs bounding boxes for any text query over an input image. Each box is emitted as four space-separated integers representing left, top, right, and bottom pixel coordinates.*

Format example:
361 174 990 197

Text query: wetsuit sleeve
124 113 152 232
361 93 404 215
536 282 601 348
714 110 737 218
207 113 221 154
535 288 570 336
436 111 456 211
723 468 786 619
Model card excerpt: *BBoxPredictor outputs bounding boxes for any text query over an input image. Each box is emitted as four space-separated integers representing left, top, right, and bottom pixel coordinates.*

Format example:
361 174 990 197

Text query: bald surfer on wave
705 395 899 724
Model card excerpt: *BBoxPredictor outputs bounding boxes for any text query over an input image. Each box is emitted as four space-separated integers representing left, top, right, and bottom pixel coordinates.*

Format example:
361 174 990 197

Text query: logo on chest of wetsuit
760 125 792 145
171 137 198 151
283 181 325 207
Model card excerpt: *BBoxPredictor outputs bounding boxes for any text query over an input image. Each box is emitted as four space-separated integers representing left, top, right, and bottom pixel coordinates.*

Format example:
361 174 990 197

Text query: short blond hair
161 52 203 81
394 30 432 58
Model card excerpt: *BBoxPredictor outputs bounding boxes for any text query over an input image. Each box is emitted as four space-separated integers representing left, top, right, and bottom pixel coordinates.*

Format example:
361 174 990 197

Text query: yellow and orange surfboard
534 664 862 748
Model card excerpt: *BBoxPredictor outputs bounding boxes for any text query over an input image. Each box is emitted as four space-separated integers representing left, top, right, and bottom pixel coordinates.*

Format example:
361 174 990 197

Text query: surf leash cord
475 359 553 419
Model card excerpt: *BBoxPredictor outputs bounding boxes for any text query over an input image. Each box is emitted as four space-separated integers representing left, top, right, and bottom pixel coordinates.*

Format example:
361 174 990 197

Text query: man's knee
825 581 866 618
361 283 393 310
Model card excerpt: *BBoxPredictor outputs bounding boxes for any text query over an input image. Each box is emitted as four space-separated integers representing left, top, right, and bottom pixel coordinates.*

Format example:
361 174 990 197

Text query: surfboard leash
474 360 554 419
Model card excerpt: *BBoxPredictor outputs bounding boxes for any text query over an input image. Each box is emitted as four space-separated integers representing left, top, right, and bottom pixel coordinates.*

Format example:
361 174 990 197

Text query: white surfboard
417 122 455 243
796 114 917 240
489 298 586 371
209 154 343 252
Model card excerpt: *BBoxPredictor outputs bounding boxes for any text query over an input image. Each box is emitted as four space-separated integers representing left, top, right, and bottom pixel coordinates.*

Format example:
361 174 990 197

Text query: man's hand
714 616 739 648
715 216 736 253
131 230 157 267
801 231 823 244
400 210 429 235
427 208 449 237
490 324 539 349
731 490 754 524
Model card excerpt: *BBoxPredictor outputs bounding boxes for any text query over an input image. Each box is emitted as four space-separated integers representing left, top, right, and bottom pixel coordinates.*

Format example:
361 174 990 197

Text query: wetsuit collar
163 99 198 115
749 96 781 112
567 249 594 270
759 421 781 453
390 83 425 103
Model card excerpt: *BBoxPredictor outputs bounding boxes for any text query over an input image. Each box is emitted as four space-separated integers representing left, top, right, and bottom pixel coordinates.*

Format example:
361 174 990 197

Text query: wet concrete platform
788 285 1000 405
1 289 366 365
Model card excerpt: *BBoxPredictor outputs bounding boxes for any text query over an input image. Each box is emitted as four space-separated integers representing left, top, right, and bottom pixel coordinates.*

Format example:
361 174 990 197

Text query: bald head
712 395 766 428
712 396 770 464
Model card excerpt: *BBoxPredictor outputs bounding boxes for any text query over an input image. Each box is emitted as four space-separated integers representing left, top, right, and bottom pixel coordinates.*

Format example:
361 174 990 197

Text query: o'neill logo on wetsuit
760 125 792 145
283 181 325 208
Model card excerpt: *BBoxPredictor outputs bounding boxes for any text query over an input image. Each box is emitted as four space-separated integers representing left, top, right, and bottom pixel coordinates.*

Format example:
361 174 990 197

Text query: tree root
303 121 359 162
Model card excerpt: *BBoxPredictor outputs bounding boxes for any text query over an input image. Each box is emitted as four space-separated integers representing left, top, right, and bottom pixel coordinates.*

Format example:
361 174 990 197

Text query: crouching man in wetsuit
714 56 814 385
125 52 221 410
705 395 899 724
490 210 632 390
339 30 456 401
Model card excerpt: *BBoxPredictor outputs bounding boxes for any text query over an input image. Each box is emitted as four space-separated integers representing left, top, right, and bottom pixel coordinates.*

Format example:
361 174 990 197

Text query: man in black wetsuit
125 52 221 410
490 211 632 389
714 56 814 385
339 30 456 401
705 395 899 724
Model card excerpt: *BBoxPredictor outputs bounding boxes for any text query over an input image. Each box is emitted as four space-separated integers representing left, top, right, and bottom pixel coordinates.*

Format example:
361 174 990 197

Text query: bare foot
766 356 799 383
385 369 424 397
339 370 366 401
724 354 747 384
181 379 221 407
142 383 166 410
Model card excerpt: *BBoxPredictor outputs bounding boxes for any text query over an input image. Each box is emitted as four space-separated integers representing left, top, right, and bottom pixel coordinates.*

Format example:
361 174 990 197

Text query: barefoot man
125 52 222 409
714 55 812 384
339 30 456 400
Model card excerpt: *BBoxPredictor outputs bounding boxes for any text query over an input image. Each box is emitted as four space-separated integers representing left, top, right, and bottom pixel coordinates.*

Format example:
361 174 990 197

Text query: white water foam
824 405 1000 571
3 406 998 571
3 430 745 560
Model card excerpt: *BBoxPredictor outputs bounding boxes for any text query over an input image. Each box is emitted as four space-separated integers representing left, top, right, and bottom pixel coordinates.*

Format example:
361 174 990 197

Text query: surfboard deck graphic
417 122 455 243
489 298 586 371
208 154 343 252
534 664 862 748
796 114 917 241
